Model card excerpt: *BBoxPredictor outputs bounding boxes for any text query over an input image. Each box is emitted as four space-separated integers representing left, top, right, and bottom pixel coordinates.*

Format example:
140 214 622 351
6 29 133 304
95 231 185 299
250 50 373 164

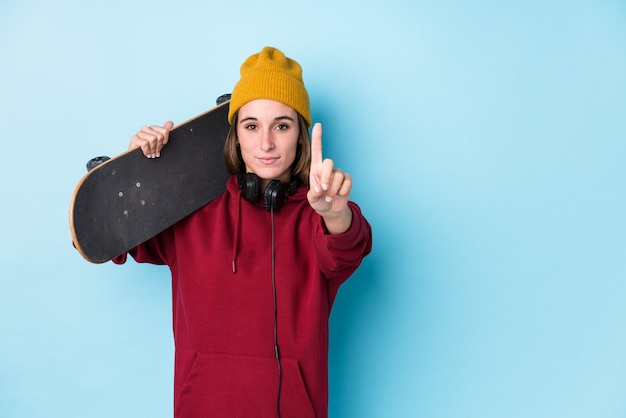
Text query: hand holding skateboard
130 121 174 158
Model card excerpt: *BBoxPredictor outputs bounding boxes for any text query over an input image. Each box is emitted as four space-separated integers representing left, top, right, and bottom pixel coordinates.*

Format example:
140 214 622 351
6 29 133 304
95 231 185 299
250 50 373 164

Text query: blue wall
1 1 625 417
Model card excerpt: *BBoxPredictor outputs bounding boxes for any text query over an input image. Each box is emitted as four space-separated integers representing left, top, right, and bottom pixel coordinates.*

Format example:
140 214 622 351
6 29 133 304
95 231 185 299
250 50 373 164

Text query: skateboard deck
70 101 231 263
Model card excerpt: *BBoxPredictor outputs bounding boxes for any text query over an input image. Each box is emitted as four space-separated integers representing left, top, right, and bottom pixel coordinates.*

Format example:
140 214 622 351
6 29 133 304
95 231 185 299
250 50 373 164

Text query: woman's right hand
128 121 174 158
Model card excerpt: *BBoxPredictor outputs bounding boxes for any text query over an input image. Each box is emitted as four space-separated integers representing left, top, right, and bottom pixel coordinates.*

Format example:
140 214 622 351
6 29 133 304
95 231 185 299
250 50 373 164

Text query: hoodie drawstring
231 192 242 273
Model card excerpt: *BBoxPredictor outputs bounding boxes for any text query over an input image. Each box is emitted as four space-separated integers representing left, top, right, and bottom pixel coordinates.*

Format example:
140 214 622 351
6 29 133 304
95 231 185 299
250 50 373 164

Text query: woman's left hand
307 123 353 234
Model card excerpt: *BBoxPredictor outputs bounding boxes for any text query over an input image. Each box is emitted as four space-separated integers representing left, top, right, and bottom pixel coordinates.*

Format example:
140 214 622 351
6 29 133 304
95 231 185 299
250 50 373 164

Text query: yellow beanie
228 47 311 127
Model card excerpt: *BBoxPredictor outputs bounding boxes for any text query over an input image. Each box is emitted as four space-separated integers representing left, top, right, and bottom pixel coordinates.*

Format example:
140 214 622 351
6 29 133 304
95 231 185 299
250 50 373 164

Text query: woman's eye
276 124 289 131
245 124 257 130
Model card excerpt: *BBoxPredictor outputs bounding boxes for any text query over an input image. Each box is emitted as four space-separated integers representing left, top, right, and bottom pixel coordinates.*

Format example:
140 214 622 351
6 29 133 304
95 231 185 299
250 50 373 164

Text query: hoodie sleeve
112 225 176 266
313 201 372 284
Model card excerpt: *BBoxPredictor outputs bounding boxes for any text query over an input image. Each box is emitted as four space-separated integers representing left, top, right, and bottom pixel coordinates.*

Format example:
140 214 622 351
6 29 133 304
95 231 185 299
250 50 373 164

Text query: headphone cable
271 206 282 418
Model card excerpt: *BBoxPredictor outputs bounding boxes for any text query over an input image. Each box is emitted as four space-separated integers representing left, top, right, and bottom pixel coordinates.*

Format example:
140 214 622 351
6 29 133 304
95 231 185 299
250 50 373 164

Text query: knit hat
228 47 311 127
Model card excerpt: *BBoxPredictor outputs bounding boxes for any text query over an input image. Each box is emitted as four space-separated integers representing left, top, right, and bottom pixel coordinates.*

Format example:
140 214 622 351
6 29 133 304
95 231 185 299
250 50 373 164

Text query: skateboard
70 99 231 263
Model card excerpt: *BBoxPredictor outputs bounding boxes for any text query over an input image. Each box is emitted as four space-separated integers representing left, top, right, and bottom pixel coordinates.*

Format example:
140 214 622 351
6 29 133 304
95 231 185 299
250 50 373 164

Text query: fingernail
325 196 332 203
322 183 329 191
156 152 161 158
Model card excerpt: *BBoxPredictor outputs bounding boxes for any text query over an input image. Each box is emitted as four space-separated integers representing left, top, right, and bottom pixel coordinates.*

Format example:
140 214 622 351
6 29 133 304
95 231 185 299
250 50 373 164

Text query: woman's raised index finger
311 123 323 166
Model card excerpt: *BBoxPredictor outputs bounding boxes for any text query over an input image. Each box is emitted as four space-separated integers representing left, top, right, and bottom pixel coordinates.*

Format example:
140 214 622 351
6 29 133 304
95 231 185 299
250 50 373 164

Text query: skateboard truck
86 156 110 172
216 93 231 105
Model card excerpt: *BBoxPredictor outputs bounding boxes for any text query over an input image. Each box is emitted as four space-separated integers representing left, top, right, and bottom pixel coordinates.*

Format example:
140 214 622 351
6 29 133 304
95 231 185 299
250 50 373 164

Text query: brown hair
223 111 311 186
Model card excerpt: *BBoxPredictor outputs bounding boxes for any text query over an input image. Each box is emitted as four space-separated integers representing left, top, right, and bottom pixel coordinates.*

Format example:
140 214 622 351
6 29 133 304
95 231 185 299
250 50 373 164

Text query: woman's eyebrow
274 115 295 122
238 116 258 124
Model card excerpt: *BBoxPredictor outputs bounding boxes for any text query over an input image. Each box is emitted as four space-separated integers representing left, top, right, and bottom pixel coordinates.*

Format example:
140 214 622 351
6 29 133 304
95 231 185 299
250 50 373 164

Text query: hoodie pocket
176 353 316 418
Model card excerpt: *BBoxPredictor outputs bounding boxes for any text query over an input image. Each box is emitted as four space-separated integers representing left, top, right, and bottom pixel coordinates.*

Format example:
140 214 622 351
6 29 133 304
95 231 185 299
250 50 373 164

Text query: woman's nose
259 130 274 151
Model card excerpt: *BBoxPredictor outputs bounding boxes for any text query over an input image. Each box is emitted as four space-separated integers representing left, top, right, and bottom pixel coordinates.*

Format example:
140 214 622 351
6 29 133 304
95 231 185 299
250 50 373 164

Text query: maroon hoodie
114 176 372 417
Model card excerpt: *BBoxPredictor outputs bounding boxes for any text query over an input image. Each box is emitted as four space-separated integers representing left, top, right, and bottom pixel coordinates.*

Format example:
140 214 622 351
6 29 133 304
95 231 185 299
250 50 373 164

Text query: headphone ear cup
239 173 261 202
263 180 286 212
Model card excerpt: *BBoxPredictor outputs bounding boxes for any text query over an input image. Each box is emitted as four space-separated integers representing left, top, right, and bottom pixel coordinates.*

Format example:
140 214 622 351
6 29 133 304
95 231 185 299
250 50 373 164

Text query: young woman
115 46 372 418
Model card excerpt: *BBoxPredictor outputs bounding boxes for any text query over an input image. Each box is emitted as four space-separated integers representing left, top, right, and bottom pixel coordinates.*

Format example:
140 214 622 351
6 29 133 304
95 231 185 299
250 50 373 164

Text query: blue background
1 1 625 417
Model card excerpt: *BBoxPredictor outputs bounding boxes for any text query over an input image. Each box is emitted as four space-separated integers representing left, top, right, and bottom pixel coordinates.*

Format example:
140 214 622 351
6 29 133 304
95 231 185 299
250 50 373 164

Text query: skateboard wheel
216 94 231 105
86 156 111 172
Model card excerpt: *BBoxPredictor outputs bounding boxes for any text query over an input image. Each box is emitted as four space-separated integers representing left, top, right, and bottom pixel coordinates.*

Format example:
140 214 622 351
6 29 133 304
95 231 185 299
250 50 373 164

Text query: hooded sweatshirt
113 176 372 418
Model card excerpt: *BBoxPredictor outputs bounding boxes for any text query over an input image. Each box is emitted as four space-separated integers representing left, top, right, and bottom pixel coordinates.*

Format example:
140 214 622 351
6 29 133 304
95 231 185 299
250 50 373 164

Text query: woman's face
236 99 300 185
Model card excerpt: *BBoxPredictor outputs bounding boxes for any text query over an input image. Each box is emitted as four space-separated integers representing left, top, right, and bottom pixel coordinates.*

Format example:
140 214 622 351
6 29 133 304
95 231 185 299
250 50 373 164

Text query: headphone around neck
237 173 298 212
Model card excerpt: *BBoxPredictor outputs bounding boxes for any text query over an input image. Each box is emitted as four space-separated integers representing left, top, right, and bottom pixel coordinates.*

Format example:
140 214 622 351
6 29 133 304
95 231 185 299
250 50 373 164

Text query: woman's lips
257 157 279 165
